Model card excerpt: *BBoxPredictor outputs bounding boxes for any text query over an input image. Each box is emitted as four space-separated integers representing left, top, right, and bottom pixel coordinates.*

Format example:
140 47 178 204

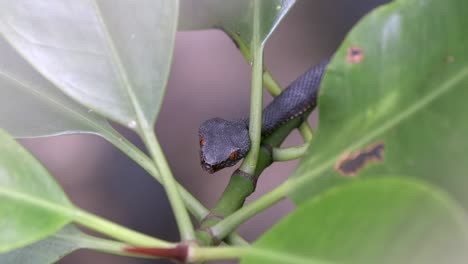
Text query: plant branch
100 127 206 219
71 206 174 248
209 182 288 241
273 142 310 161
189 246 333 264
263 69 282 96
52 231 140 258
299 122 314 141
100 126 247 245
139 127 195 241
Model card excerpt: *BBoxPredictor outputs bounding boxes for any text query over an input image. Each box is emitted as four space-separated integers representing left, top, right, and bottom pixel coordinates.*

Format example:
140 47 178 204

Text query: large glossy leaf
179 0 296 50
0 33 112 138
0 129 72 252
242 178 468 264
289 0 468 205
0 0 178 130
0 224 125 264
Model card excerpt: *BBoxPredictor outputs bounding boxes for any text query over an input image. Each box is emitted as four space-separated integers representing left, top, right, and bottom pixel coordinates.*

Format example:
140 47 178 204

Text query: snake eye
229 151 238 160
199 138 205 146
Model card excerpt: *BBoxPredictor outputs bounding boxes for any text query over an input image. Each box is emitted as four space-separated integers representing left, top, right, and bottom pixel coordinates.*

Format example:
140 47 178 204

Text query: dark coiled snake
199 58 330 173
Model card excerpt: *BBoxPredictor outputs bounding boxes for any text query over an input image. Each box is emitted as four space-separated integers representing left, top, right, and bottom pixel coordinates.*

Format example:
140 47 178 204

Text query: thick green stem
190 246 333 264
273 142 310 161
139 128 195 241
210 166 326 243
210 183 288 240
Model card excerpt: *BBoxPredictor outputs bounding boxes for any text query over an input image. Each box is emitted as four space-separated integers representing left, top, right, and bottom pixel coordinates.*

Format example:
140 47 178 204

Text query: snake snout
201 162 215 173
200 158 218 174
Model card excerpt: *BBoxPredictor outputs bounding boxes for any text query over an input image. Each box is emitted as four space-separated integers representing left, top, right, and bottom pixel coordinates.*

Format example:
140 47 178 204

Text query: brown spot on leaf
445 55 454 64
335 142 384 176
347 46 364 64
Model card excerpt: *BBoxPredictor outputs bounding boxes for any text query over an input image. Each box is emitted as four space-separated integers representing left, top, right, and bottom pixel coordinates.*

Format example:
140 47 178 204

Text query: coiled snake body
199 58 330 173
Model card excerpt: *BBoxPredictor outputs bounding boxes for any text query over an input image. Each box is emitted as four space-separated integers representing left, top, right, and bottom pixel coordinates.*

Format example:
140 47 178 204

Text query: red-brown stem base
124 244 189 263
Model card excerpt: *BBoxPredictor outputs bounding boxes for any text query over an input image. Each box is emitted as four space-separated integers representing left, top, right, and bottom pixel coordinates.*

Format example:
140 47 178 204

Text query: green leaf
0 35 113 138
0 224 127 264
0 0 178 130
0 225 83 264
0 129 73 252
242 178 468 264
179 0 296 50
289 0 468 205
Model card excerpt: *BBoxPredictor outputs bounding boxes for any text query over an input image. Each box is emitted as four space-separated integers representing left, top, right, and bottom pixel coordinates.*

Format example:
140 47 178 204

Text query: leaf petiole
239 0 264 175
139 126 195 241
273 142 310 161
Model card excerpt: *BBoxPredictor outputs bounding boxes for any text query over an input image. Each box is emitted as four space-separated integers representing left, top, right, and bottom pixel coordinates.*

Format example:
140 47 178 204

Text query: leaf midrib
0 187 73 216
0 69 113 136
89 0 149 128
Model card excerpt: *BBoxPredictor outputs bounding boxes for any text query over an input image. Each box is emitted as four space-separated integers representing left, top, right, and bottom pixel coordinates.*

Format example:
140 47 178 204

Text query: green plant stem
223 233 250 246
227 13 315 144
263 69 282 96
100 127 207 220
100 127 247 245
190 246 333 264
273 142 310 161
53 231 133 257
55 231 173 259
210 183 288 240
239 0 264 175
299 122 314 141
73 208 173 247
208 163 321 242
139 127 195 241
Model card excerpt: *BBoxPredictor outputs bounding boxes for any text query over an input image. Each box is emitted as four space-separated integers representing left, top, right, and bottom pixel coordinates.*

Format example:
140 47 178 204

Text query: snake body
199 58 330 173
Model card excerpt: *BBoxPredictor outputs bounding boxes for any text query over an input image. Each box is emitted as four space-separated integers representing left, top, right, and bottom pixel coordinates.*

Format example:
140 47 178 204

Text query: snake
198 58 330 173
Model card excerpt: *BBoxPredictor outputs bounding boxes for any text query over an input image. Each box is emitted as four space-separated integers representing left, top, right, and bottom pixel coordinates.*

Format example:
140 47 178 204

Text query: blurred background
20 1 388 263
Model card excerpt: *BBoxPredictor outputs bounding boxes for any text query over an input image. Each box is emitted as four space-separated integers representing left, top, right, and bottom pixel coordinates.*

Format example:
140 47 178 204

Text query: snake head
199 118 250 173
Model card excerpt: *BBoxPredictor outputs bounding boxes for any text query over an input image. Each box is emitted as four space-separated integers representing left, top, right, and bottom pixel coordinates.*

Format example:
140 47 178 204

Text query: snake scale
199 58 330 173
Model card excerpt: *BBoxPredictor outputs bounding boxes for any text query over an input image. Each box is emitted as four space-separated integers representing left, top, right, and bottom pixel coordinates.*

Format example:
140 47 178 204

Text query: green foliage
289 0 468 208
0 0 467 263
243 178 468 264
0 36 112 138
0 224 128 264
0 0 178 131
0 225 85 264
179 0 296 52
0 129 72 253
